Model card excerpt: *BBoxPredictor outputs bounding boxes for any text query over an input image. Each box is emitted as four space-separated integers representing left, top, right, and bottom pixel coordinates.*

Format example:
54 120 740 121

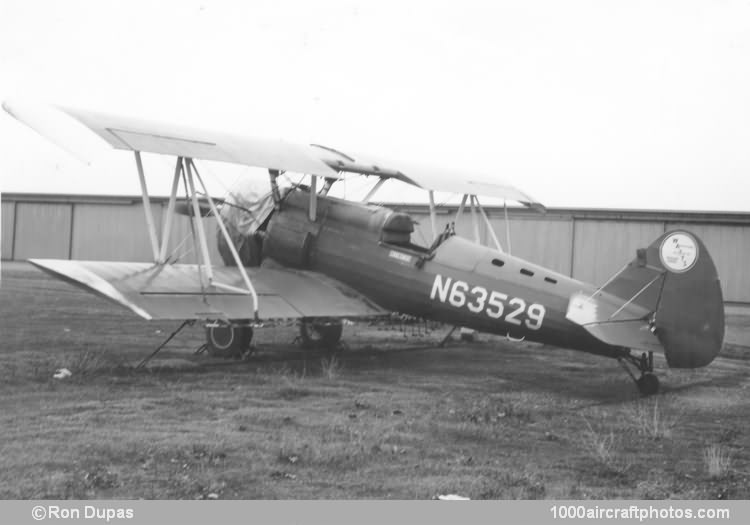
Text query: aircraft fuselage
263 188 624 359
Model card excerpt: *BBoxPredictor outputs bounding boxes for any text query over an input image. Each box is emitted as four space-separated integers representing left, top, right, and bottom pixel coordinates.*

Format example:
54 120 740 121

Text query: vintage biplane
3 100 725 395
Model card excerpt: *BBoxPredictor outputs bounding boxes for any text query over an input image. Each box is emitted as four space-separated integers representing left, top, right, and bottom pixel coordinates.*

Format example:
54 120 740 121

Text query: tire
299 319 343 350
636 373 660 396
205 321 253 358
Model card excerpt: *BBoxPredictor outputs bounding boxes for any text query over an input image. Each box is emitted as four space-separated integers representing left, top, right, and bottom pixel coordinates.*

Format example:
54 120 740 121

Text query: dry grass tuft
580 417 631 476
703 444 732 479
625 398 680 440
320 356 342 380
61 348 111 376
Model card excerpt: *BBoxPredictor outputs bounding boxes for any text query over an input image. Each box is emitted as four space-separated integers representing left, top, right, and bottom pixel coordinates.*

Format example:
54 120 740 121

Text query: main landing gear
204 320 254 358
298 319 344 351
618 350 659 396
201 318 345 358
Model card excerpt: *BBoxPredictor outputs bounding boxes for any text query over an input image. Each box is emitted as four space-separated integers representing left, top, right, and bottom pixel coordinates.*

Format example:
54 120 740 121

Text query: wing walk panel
29 259 386 321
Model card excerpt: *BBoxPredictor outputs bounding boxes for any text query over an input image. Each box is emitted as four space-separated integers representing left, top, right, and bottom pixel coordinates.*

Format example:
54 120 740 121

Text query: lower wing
30 259 387 321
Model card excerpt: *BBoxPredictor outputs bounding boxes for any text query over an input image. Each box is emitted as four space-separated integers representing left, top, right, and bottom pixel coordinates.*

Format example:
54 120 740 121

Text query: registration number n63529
429 274 546 330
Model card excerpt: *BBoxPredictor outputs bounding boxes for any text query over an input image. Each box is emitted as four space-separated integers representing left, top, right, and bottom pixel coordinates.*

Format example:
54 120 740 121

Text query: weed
580 417 631 476
277 434 308 466
69 348 109 375
480 469 547 499
271 363 306 381
320 356 342 380
84 466 119 490
626 398 679 440
272 365 311 399
465 399 532 425
703 444 732 479
636 469 674 499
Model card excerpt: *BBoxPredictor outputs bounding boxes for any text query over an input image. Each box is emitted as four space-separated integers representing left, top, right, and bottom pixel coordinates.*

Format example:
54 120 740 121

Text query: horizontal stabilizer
29 259 386 321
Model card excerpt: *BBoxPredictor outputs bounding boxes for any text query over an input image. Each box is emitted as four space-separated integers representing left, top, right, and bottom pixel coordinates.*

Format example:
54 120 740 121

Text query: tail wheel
299 319 343 350
637 373 660 396
205 320 253 358
618 350 660 396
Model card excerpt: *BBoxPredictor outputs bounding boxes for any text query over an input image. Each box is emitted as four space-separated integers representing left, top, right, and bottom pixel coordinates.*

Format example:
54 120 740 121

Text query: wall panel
502 218 573 275
13 203 72 259
71 203 163 261
572 220 664 286
1 201 15 260
666 223 750 303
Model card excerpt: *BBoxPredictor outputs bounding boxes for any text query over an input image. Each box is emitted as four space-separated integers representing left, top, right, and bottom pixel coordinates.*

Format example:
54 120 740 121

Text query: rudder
648 230 724 367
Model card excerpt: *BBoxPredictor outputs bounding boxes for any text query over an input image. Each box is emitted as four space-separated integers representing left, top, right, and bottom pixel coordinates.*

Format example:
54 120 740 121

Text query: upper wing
2 99 340 178
3 100 543 210
311 144 545 211
30 259 387 321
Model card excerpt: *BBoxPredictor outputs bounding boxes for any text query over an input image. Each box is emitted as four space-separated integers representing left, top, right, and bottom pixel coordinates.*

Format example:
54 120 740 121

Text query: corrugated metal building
2 193 222 265
3 193 749 303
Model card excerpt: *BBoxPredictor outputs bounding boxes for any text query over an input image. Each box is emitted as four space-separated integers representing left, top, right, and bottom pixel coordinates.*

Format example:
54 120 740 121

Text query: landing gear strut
618 350 659 396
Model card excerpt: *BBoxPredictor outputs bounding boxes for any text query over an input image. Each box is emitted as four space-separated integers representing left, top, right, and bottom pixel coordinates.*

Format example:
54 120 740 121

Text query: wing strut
134 151 161 261
450 193 510 253
455 194 468 223
503 200 512 255
184 158 214 281
469 195 481 244
362 178 386 203
269 169 283 206
474 195 503 253
187 158 260 317
309 174 318 221
428 190 438 241
158 158 183 263
132 152 260 318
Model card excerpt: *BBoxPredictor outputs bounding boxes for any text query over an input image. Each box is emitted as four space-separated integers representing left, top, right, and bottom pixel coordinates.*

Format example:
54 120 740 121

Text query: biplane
3 100 725 396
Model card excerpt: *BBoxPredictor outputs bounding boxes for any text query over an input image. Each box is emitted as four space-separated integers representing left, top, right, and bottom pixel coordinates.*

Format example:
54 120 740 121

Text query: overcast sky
1 0 749 211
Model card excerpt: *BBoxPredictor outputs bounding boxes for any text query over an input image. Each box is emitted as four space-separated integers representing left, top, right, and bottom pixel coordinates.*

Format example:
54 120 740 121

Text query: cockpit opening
380 212 430 253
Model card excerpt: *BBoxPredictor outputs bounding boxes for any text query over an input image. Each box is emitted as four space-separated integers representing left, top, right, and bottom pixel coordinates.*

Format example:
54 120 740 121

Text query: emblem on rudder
659 232 699 273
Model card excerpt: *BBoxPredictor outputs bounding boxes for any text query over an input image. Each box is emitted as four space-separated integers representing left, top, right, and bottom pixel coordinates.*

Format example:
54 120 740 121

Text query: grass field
1 262 749 499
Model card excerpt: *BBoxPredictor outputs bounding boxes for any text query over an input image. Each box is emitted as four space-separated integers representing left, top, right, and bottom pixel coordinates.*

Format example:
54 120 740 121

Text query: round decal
659 232 699 273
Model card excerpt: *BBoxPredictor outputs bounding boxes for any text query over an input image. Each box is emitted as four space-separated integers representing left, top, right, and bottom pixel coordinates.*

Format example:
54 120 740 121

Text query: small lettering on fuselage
388 250 413 264
429 274 546 330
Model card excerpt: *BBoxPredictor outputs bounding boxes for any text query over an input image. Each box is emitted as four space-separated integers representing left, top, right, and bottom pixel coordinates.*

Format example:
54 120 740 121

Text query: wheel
299 319 343 350
636 373 660 396
205 321 253 358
